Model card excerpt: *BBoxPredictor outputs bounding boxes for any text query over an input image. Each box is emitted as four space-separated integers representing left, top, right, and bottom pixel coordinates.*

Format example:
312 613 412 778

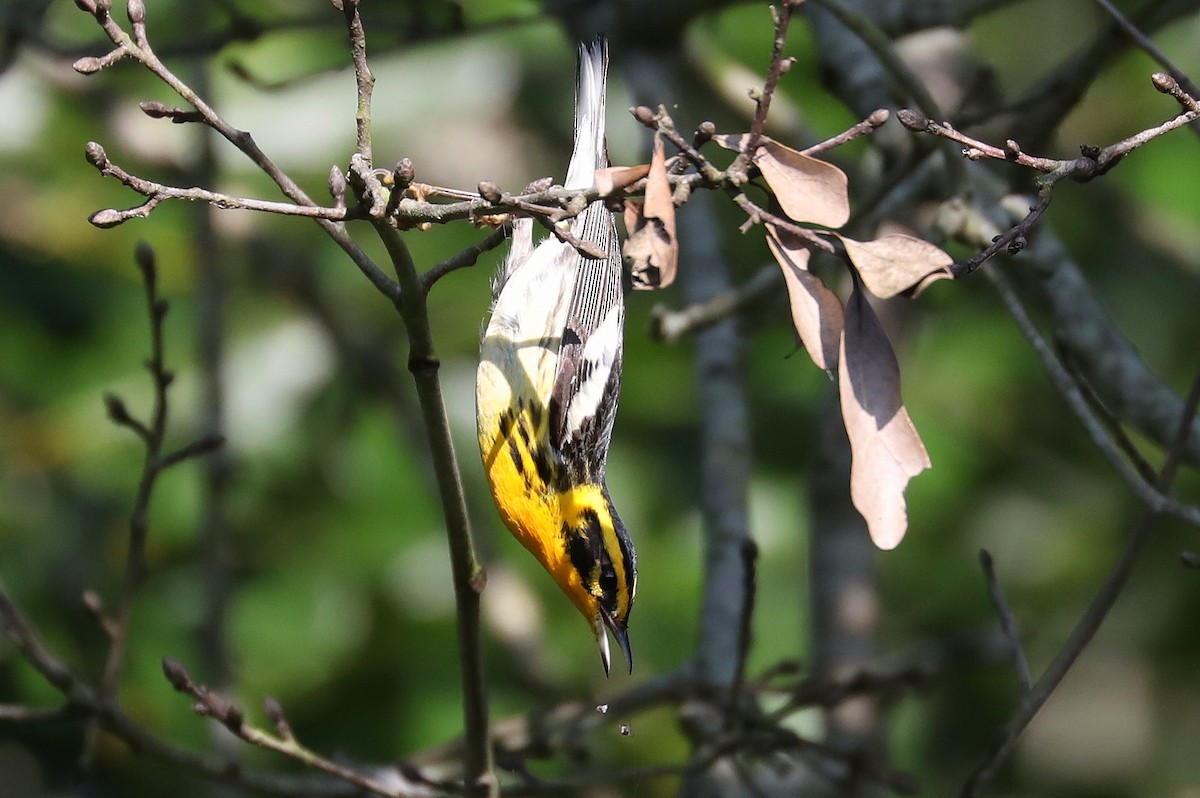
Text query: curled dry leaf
714 133 850 229
622 133 678 290
765 223 843 373
838 286 930 549
595 163 651 197
838 233 954 299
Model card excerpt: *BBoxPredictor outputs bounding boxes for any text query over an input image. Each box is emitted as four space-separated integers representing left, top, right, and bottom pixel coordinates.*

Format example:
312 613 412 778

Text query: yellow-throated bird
476 39 635 675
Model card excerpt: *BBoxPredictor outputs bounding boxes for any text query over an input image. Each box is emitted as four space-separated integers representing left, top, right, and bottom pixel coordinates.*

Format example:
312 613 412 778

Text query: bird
476 39 636 676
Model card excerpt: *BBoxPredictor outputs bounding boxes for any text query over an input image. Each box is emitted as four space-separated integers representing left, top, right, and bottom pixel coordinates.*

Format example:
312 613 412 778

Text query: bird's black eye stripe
566 515 597 591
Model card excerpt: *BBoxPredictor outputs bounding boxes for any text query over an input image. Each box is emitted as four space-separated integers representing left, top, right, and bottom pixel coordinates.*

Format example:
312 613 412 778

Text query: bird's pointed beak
597 611 633 676
596 616 612 677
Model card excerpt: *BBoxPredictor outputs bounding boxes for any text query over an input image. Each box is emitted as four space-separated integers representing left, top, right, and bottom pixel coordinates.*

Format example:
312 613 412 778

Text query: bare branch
977 550 1032 694
421 228 510 293
963 367 1200 795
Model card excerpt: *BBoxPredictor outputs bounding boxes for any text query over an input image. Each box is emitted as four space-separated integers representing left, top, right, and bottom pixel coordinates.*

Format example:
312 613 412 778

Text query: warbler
476 39 635 675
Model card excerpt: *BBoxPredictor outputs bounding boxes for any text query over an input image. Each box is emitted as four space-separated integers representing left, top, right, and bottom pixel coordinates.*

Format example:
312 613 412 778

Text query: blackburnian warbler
476 40 636 675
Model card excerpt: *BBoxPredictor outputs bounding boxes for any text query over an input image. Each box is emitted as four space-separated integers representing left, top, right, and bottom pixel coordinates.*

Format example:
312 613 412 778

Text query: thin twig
421 228 509 293
742 0 800 155
983 266 1200 526
808 0 967 188
649 263 781 344
977 550 1032 694
0 586 361 797
162 658 438 798
83 242 173 770
374 221 496 798
84 142 356 225
340 0 374 162
1092 0 1200 102
79 2 394 300
962 352 1200 797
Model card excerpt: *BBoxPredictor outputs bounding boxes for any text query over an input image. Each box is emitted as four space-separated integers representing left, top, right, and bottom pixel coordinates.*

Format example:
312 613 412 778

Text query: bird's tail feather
564 39 608 191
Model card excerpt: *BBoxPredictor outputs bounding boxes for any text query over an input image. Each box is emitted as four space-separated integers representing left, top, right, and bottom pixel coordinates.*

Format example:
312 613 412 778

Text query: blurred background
2 0 1200 796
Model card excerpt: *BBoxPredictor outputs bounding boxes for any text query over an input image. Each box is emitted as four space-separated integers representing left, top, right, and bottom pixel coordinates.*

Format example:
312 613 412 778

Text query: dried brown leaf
622 133 678 290
839 286 930 549
712 133 746 151
765 223 843 372
838 233 954 299
715 133 850 228
595 163 651 197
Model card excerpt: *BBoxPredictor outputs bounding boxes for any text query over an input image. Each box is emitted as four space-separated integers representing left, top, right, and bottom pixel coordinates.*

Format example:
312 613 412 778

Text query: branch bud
896 108 929 131
262 696 293 738
477 181 503 204
394 157 415 189
139 100 172 118
84 141 107 169
1151 72 1177 95
89 208 122 228
223 702 244 730
693 121 715 147
73 56 104 74
866 108 890 127
81 589 104 616
126 0 145 24
327 165 347 212
103 392 133 425
630 105 657 126
74 0 98 12
161 657 193 692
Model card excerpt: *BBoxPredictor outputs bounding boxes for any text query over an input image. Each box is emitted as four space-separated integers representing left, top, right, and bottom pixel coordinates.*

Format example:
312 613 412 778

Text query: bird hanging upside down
476 39 636 675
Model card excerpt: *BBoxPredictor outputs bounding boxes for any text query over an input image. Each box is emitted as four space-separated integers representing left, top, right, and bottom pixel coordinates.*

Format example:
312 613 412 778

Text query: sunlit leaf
838 233 954 299
765 223 843 373
839 285 930 549
714 133 850 228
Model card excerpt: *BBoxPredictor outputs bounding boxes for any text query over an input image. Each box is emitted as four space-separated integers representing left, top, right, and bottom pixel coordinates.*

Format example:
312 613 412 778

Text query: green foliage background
2 1 1200 795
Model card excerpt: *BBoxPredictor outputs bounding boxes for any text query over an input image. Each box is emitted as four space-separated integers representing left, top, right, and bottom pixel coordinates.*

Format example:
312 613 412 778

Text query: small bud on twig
126 0 145 24
896 108 930 131
84 141 107 170
103 392 134 426
1152 72 1177 95
88 207 120 227
162 657 193 692
74 0 98 12
866 108 890 127
394 157 415 189
263 696 293 739
81 589 104 616
631 106 657 126
73 56 104 74
477 181 503 204
328 165 346 211
223 702 244 730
